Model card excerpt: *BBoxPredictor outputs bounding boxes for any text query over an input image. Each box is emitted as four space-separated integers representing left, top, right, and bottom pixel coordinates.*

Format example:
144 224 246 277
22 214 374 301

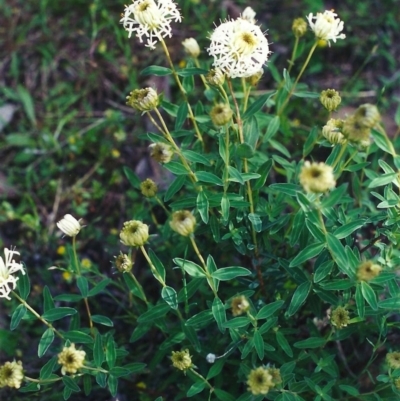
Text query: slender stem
330 142 348 170
25 376 63 384
128 271 148 304
189 367 214 391
72 236 81 276
159 37 204 145
287 36 300 74
139 245 166 287
12 291 64 339
277 41 318 116
193 58 209 89
189 236 207 269
155 195 170 215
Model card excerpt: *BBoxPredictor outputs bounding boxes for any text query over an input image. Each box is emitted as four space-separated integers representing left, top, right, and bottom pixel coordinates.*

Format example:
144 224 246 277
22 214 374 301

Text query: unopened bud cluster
149 142 173 163
170 210 196 236
210 104 233 126
320 89 341 112
126 88 159 112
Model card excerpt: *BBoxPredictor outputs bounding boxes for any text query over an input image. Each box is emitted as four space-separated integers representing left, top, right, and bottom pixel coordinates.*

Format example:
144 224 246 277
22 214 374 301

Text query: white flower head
57 214 82 237
121 0 182 50
0 248 25 300
241 7 256 24
208 18 269 78
307 10 345 44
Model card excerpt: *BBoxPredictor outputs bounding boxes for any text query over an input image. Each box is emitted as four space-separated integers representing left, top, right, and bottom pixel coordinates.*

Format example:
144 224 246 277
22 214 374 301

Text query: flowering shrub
2 2 400 401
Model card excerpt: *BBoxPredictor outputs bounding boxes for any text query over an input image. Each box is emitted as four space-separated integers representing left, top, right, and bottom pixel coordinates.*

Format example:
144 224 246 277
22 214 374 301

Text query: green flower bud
292 17 308 38
330 306 349 329
210 103 233 126
126 88 159 112
322 118 346 145
140 178 158 198
206 69 225 86
149 142 173 163
246 69 263 86
320 89 341 112
120 220 149 247
356 261 381 281
354 103 381 129
170 210 196 236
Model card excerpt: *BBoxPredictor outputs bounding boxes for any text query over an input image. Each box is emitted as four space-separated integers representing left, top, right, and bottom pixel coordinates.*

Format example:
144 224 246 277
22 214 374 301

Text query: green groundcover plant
2 1 400 400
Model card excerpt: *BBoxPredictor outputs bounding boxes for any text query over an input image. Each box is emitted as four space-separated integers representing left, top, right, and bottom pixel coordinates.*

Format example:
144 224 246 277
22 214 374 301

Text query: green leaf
314 261 334 283
93 333 104 367
287 281 311 316
253 160 273 190
40 356 57 380
196 171 224 186
256 300 284 319
91 315 113 327
122 362 147 374
17 270 30 300
187 381 206 397
63 330 94 344
326 233 354 278
378 297 400 309
174 258 206 278
106 337 116 369
87 279 112 297
243 93 271 120
243 116 259 149
181 150 211 166
253 330 264 360
62 376 81 392
43 286 55 312
107 375 118 397
289 243 325 267
235 143 255 159
83 375 92 396
339 385 360 396
368 172 398 188
371 128 396 156
141 65 172 76
265 115 281 141
248 213 262 232
221 195 230 222
207 359 225 380
185 310 214 328
162 286 178 310
164 161 189 175
222 317 251 328
53 294 82 302
137 303 170 323
333 219 366 239
18 85 37 126
149 249 166 284
96 371 107 388
164 175 186 201
228 166 245 184
355 283 365 318
319 279 353 290
212 297 226 333
42 307 77 322
38 328 54 357
276 331 293 357
197 190 209 224
175 102 188 130
211 266 251 281
10 304 27 330
176 67 208 76
293 337 326 348
123 166 140 189
123 273 146 301
321 184 349 208
269 183 301 196
77 276 89 298
303 126 318 157
361 281 378 310
214 388 236 401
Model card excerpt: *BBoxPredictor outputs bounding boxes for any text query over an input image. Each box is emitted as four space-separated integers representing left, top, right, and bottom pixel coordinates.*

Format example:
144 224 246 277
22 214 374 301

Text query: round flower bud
0 360 24 389
356 261 381 281
206 353 216 363
126 88 159 112
57 344 86 375
320 89 341 112
292 17 308 38
210 103 233 126
386 352 400 370
114 253 133 273
241 7 256 24
267 367 282 387
140 178 158 198
330 306 349 329
170 210 196 236
354 103 381 129
322 118 346 145
57 214 82 237
247 367 273 395
299 161 336 193
182 38 200 58
246 68 263 86
120 220 149 247
149 142 173 163
231 295 250 316
171 349 192 371
343 114 371 145
206 68 225 86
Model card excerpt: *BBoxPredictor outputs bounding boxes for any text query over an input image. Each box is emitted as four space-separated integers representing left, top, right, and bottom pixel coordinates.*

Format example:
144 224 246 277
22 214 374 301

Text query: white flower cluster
207 17 269 78
307 10 345 44
0 248 25 300
121 0 182 49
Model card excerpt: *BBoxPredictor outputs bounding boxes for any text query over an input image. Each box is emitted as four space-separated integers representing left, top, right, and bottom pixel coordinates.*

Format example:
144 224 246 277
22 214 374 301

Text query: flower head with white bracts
120 0 182 50
0 248 25 300
307 10 345 45
207 18 269 78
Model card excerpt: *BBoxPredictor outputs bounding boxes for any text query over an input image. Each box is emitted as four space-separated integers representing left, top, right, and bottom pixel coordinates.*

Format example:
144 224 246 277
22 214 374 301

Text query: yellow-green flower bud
343 114 371 146
386 352 400 370
299 161 336 193
210 103 233 126
267 368 282 387
394 377 400 390
149 142 173 163
320 89 341 112
330 306 349 329
120 220 149 247
0 360 24 389
170 210 196 236
356 261 381 281
247 367 273 395
171 349 192 370
231 295 250 316
206 68 225 86
322 118 346 145
126 88 159 112
57 344 86 375
246 68 263 86
140 178 158 198
182 38 200 58
292 17 308 38
354 103 381 129
114 253 133 273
